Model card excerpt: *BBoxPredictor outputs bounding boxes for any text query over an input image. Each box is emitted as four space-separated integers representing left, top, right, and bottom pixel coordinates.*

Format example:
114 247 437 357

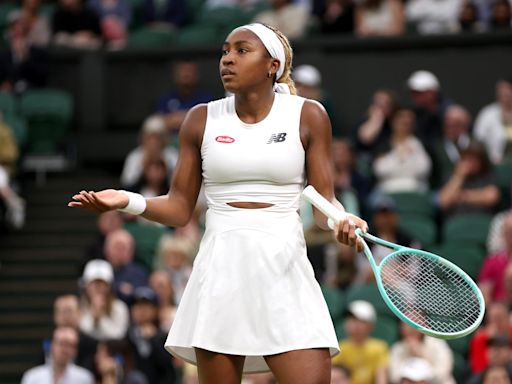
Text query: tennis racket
302 185 485 339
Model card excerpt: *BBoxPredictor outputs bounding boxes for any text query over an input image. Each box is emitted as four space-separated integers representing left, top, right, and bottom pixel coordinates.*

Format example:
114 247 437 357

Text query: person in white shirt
21 326 94 384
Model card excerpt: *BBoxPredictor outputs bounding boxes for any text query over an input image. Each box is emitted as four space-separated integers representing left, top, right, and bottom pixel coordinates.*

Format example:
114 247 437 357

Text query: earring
268 72 273 78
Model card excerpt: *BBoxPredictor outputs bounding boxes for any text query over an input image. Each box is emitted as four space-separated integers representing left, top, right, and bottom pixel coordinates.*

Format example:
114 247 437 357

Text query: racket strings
380 252 481 334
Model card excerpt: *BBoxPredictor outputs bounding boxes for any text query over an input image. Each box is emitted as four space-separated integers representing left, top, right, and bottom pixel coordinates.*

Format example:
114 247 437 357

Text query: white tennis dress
164 92 339 373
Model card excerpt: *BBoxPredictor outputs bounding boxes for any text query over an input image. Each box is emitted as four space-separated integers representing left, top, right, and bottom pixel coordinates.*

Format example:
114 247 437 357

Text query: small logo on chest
215 136 235 143
267 133 287 144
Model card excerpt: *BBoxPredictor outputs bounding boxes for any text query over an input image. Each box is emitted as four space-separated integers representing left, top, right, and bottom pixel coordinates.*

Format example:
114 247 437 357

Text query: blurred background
0 0 511 383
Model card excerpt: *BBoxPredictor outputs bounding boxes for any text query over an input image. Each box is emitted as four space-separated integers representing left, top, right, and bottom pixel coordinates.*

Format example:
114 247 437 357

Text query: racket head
375 248 485 339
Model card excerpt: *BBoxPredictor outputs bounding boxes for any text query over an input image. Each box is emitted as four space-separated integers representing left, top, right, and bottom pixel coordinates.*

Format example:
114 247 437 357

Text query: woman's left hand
333 214 368 252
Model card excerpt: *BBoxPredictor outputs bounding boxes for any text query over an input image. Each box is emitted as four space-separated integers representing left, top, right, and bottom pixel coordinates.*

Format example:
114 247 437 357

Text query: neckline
232 93 280 128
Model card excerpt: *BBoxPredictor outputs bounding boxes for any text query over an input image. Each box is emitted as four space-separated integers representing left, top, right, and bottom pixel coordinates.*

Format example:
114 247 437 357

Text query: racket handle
302 186 347 229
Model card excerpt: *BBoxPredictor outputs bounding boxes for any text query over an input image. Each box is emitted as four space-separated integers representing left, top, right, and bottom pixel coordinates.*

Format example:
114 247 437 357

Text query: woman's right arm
69 105 206 228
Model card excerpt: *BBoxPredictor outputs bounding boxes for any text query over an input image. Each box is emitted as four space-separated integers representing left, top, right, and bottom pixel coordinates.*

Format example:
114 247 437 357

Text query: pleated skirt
164 204 339 373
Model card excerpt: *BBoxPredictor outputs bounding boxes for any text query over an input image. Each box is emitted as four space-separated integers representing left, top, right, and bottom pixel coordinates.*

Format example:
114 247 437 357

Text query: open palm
68 189 129 214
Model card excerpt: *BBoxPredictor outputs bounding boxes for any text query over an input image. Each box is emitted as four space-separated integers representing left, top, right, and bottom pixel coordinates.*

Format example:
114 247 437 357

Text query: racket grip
302 186 347 229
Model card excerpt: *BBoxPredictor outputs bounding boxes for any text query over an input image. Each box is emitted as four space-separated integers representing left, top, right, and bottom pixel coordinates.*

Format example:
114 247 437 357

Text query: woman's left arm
301 99 368 249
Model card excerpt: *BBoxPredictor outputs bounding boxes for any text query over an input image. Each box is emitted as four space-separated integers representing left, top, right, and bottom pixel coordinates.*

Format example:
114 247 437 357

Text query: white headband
237 23 289 94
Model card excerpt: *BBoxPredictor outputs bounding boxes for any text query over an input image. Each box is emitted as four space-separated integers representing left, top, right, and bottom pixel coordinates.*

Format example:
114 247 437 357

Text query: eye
221 49 229 56
238 48 248 54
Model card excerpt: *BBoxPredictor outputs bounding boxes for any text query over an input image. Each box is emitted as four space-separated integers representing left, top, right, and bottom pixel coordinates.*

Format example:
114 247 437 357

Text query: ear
269 58 280 77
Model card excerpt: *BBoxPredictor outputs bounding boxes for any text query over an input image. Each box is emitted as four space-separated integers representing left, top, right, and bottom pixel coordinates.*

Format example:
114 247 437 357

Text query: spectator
315 0 355 34
293 64 341 136
489 0 512 30
0 116 18 176
144 0 187 29
405 0 463 34
127 157 170 199
398 357 434 384
467 335 512 383
430 104 472 189
155 61 213 136
127 286 177 383
0 166 25 230
253 0 309 40
79 259 130 341
458 0 485 32
468 301 512 373
84 211 124 266
474 78 512 165
120 115 178 188
16 0 51 46
390 321 455 384
0 10 49 94
354 0 404 37
156 234 193 304
372 107 432 194
52 0 102 49
478 212 512 303
331 364 351 384
478 364 512 384
332 300 389 384
149 270 177 331
104 229 148 303
487 209 512 255
407 70 452 149
88 0 132 49
22 326 94 384
438 141 500 218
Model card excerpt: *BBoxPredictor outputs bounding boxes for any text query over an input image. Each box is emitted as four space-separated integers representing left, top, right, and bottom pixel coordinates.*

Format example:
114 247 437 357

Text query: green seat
40 3 56 19
398 214 437 247
197 6 252 29
346 283 393 317
321 285 346 324
495 161 512 210
0 2 16 29
429 243 485 279
3 113 27 148
176 24 221 46
371 315 399 346
442 213 493 247
0 92 16 116
127 0 145 30
452 351 469 384
124 221 167 271
128 27 176 48
447 334 471 355
19 88 73 154
388 192 436 218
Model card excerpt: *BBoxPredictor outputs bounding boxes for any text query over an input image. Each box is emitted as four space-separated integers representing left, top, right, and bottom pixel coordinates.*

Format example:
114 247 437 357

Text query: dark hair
460 140 492 175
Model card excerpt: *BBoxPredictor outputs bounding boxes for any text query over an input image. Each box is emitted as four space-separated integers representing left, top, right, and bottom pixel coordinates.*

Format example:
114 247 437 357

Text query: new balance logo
267 133 287 144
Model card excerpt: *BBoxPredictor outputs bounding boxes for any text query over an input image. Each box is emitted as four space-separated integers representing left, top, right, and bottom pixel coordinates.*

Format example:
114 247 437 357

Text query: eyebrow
222 40 254 47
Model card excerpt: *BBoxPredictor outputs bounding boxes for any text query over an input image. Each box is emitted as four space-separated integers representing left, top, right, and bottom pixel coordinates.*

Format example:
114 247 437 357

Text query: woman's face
219 28 278 94
483 365 511 384
391 109 415 137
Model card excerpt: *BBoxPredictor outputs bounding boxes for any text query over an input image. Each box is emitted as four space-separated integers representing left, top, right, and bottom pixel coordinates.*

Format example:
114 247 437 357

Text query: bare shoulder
300 98 332 147
180 103 208 146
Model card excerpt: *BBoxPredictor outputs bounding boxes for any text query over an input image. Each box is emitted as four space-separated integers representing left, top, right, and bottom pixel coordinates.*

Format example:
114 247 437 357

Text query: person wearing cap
467 334 512 384
120 114 178 188
406 70 453 150
126 286 177 384
69 22 368 384
79 259 130 341
332 300 389 384
398 357 434 384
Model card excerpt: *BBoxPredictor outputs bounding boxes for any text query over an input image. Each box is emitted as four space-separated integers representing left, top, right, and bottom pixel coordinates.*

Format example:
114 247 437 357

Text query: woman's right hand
68 189 129 214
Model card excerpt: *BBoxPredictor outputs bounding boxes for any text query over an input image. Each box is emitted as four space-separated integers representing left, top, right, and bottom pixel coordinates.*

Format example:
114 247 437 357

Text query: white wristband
327 218 336 230
117 190 146 215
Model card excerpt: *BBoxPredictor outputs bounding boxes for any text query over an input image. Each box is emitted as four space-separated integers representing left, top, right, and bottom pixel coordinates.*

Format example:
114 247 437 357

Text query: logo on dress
267 133 287 144
215 136 235 143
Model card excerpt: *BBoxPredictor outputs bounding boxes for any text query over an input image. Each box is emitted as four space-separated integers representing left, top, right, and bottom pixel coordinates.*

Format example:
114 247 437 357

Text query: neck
234 88 275 124
53 362 67 380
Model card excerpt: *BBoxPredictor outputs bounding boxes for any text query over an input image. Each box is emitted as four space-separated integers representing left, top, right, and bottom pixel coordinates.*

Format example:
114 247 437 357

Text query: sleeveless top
201 93 306 211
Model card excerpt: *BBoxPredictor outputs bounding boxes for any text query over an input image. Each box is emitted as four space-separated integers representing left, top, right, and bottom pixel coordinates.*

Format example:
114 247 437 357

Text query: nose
221 52 234 66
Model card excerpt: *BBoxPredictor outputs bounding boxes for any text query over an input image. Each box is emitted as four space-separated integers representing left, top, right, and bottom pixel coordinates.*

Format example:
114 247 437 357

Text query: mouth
221 69 235 77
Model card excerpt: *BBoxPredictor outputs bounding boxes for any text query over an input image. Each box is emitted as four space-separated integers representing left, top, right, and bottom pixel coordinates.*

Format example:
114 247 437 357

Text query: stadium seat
442 213 493 247
428 243 485 280
0 2 16 30
447 334 471 356
0 92 16 116
19 88 73 154
388 192 436 218
128 27 176 48
371 315 399 345
346 283 394 317
321 285 346 324
495 160 512 210
176 24 221 46
398 214 437 247
452 351 470 384
124 221 167 271
3 114 28 148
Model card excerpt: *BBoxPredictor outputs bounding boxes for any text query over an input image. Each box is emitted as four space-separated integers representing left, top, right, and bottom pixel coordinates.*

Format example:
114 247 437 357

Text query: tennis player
69 23 368 384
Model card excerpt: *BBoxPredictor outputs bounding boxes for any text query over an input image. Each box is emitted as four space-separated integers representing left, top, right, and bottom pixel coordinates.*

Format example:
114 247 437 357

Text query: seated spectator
478 212 512 303
430 104 472 189
127 157 170 199
252 0 309 40
468 301 512 373
405 0 463 34
315 0 355 34
83 210 124 267
354 0 404 37
15 0 51 47
104 229 148 303
79 259 130 341
332 300 390 384
149 270 177 331
331 364 351 384
438 141 500 218
88 0 132 49
372 107 432 194
22 326 94 384
457 0 485 32
155 234 194 304
0 166 25 230
120 115 178 188
390 321 455 384
487 208 512 257
126 286 177 383
467 335 512 383
293 64 341 136
398 357 434 384
478 364 512 384
0 10 49 94
155 61 213 137
52 0 102 49
474 78 512 165
40 295 97 373
489 0 512 30
144 0 187 29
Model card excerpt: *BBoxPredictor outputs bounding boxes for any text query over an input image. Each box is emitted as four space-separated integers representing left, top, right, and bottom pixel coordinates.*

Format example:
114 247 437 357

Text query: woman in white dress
69 23 367 384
